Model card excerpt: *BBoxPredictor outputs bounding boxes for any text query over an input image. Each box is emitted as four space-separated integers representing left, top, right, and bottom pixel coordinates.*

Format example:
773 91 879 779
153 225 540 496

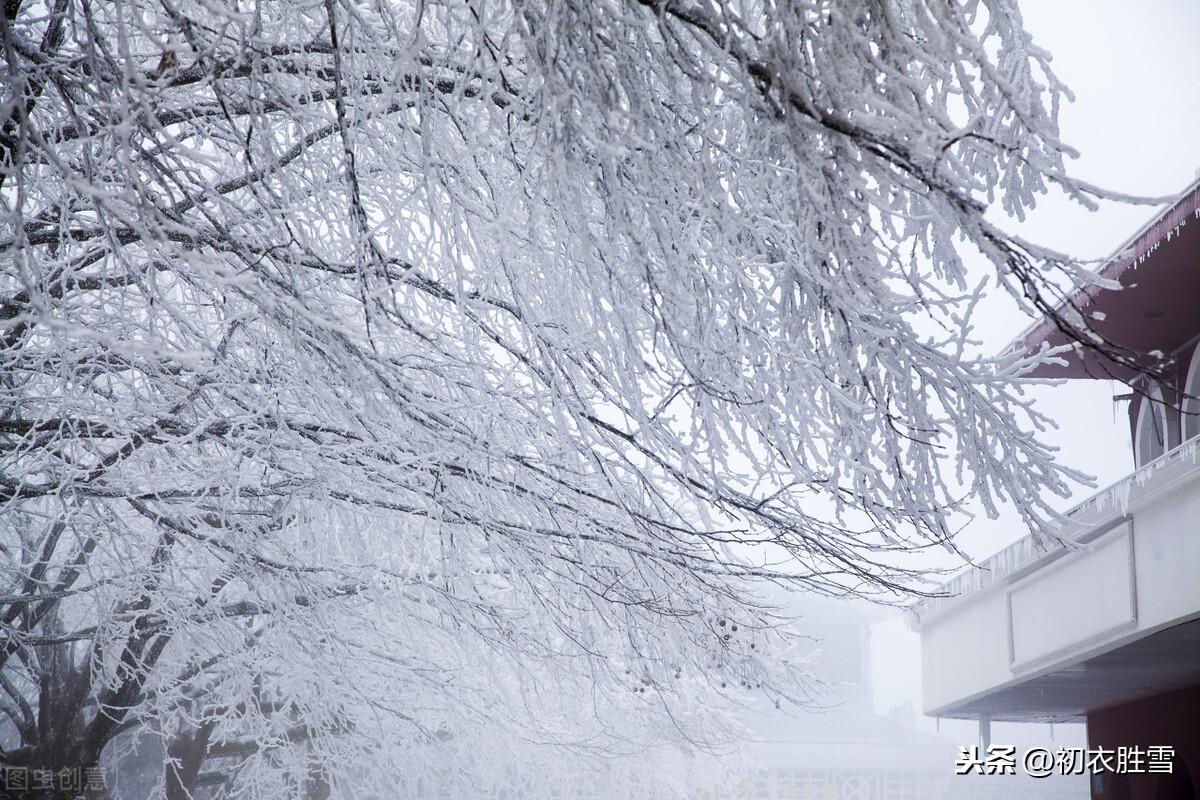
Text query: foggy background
866 0 1200 751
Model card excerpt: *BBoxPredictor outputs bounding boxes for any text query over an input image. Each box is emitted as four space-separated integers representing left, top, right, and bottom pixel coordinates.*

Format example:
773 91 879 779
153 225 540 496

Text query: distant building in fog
912 179 1200 800
733 595 1086 799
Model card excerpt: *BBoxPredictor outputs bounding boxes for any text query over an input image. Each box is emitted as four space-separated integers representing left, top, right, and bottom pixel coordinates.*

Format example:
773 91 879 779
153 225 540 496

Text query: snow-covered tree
1 0 1132 796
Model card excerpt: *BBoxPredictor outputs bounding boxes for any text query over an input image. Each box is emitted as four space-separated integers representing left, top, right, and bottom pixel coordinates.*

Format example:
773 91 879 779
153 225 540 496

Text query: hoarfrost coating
0 0 1155 797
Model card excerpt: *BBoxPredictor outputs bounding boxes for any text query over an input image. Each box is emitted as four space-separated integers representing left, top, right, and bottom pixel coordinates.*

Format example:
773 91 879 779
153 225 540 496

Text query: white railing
911 435 1200 624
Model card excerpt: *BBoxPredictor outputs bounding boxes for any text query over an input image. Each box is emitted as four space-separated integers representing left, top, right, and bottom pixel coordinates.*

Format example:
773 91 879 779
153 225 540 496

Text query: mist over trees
1 0 1119 797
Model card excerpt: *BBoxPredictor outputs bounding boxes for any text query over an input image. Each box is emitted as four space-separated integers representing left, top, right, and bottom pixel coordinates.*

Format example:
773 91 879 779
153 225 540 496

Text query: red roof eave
1006 177 1200 380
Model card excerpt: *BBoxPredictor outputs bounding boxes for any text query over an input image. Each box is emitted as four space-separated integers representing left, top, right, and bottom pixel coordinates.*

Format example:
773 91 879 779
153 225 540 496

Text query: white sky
869 0 1200 732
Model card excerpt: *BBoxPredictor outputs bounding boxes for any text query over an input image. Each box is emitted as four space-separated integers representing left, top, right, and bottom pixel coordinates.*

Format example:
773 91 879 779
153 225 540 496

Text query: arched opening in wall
1135 384 1168 467
1183 346 1200 442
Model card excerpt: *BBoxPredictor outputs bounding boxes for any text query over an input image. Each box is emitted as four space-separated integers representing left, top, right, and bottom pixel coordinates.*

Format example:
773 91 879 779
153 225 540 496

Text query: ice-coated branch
0 0 1137 796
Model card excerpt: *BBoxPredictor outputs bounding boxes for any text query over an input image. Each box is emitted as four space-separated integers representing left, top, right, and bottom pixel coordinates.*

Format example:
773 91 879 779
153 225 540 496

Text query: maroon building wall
1087 683 1200 799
